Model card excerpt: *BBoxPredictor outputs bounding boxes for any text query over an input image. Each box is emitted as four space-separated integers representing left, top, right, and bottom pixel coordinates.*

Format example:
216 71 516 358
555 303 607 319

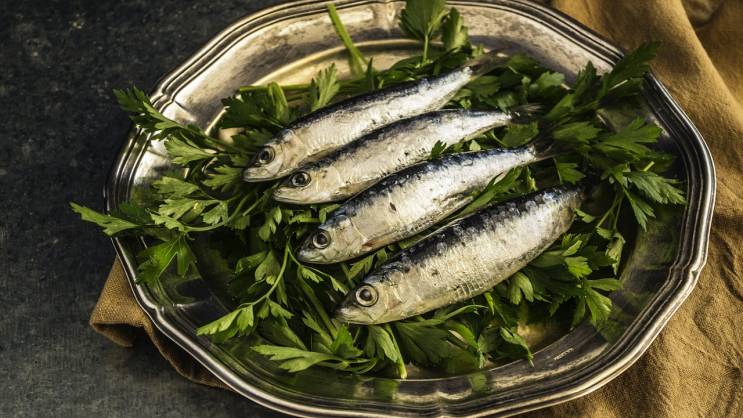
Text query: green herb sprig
73 0 684 377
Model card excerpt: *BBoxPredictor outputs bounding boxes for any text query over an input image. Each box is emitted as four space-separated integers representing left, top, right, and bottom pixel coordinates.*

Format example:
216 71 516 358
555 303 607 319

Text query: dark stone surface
0 1 288 416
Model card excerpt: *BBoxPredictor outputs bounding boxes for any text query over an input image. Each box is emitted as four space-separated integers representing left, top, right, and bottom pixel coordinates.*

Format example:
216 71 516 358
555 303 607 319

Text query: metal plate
104 0 715 416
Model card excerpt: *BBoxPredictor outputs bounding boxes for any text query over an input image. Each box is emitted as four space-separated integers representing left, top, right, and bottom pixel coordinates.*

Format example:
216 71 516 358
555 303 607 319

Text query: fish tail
520 111 575 161
529 131 571 161
465 50 510 77
531 137 597 193
507 104 544 124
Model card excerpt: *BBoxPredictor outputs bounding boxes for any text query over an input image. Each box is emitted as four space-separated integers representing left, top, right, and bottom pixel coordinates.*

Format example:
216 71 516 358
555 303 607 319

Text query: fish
334 186 585 324
272 106 540 204
243 51 509 182
296 141 556 264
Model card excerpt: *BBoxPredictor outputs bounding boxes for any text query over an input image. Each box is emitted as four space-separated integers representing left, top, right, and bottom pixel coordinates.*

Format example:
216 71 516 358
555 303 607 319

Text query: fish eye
355 285 378 307
312 230 330 248
255 147 275 165
290 171 311 187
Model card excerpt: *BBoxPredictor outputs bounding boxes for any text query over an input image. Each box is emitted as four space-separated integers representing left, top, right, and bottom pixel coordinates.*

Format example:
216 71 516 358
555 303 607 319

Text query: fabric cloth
90 262 228 390
90 0 743 416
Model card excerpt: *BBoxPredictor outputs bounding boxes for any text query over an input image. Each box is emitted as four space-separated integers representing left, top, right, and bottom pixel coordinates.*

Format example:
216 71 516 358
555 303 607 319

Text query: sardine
297 143 554 264
273 106 540 204
243 51 509 182
334 186 584 324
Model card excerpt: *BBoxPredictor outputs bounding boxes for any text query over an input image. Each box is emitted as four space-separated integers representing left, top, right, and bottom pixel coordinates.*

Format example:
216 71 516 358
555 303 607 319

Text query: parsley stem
184 193 253 232
383 324 408 379
287 250 336 283
596 207 612 229
596 192 622 229
327 3 367 76
289 251 338 337
242 242 290 308
299 277 337 337
423 36 430 63
612 195 624 230
289 251 338 336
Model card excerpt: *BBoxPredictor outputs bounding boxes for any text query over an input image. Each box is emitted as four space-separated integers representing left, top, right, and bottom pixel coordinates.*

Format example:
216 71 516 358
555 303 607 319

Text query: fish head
333 271 405 325
243 131 305 181
296 214 365 264
272 165 340 204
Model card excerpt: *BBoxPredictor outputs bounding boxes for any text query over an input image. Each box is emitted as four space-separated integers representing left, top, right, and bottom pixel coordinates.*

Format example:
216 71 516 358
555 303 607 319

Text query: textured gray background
0 1 288 416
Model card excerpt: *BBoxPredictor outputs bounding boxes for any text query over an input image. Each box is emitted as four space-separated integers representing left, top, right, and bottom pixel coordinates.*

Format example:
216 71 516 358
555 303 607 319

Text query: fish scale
334 186 585 324
243 52 511 181
272 109 518 204
298 146 545 264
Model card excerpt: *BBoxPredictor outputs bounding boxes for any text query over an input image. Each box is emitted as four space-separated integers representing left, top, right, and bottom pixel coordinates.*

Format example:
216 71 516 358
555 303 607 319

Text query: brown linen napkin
90 261 228 390
90 0 743 415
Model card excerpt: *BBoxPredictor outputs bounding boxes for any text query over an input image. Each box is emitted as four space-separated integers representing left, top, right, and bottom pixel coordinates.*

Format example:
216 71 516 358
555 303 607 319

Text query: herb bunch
72 1 684 377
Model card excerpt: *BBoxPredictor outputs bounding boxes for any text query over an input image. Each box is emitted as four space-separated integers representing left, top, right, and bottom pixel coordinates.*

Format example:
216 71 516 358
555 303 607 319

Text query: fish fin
529 132 571 161
507 104 544 124
465 50 510 77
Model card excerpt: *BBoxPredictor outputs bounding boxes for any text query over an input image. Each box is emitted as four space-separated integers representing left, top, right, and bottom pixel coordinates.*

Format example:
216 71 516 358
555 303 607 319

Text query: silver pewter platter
104 0 715 416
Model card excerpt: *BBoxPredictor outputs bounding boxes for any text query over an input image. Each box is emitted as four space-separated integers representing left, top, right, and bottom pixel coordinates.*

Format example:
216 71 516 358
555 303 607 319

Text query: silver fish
297 143 554 264
243 52 509 182
334 186 585 324
273 106 539 204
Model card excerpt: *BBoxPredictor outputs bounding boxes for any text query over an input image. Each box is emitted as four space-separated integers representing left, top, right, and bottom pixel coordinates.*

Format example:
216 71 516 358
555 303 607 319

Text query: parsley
458 167 525 216
70 203 140 236
441 8 468 51
136 235 195 285
555 161 586 184
252 345 354 373
115 87 235 153
400 0 448 62
544 43 659 123
308 64 341 111
327 3 368 76
598 42 659 100
501 122 539 147
197 305 254 340
625 170 685 205
594 117 662 158
429 140 448 159
73 1 685 378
